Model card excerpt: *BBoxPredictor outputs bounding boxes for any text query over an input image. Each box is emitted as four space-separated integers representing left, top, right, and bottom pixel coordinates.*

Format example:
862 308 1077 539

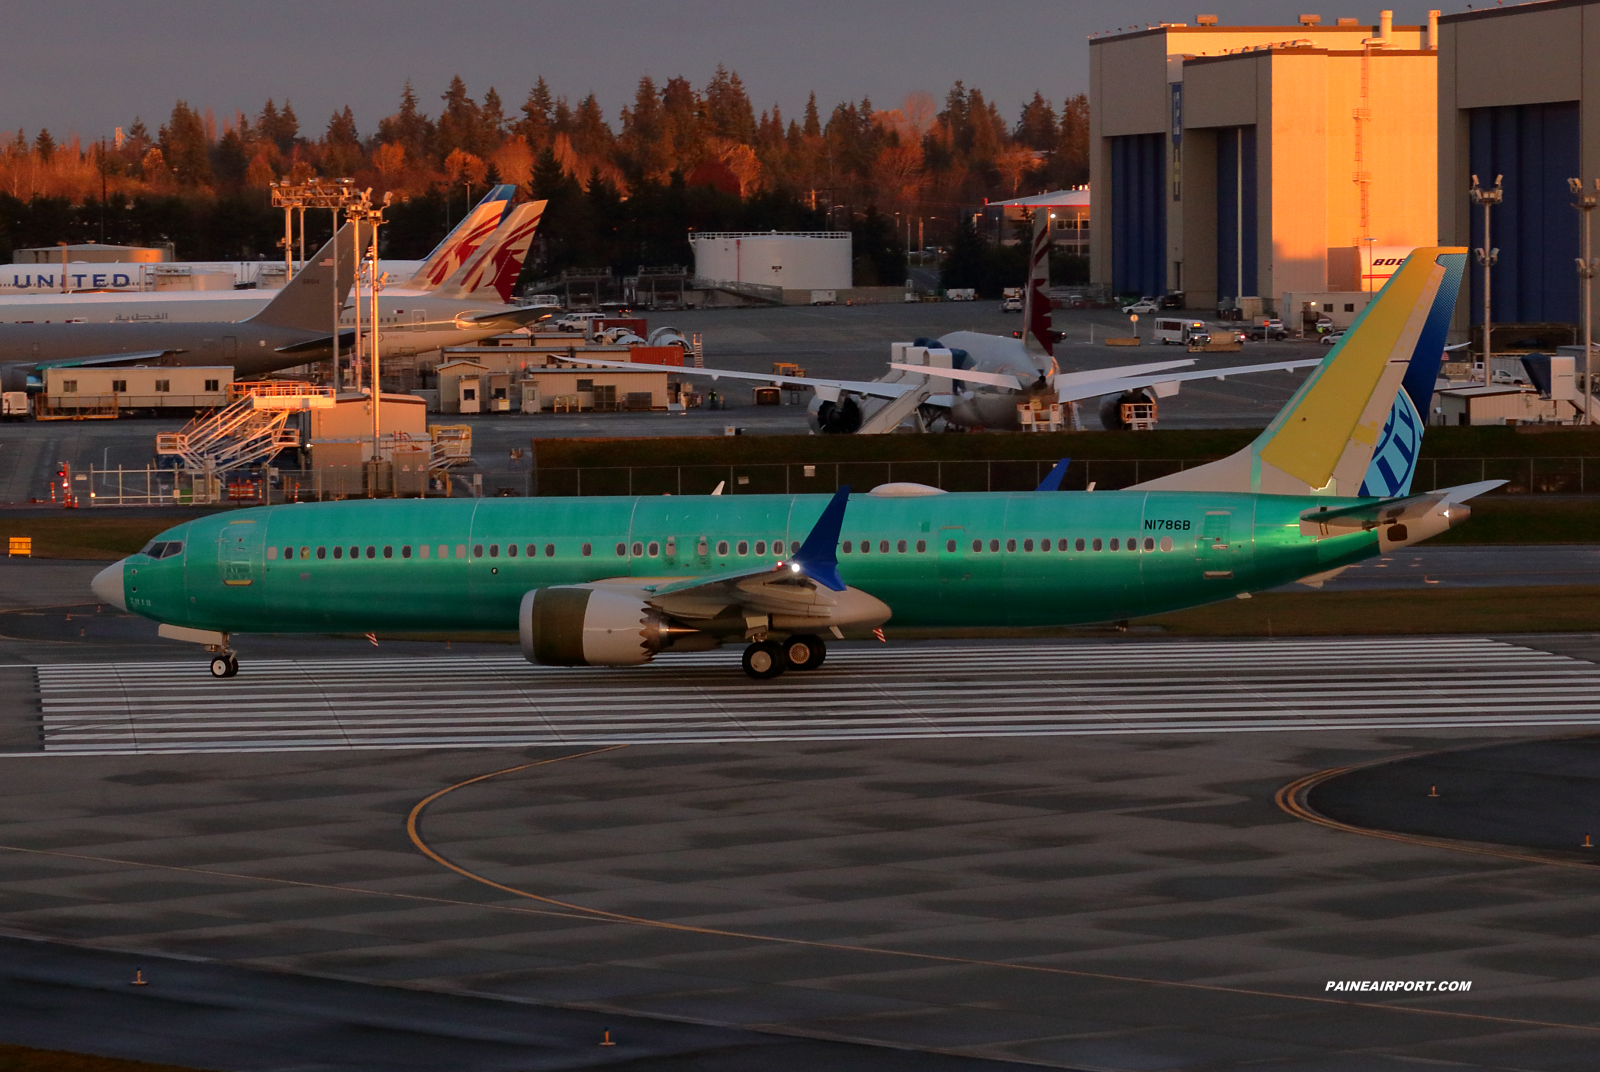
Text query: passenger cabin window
616 542 627 556
1075 539 1085 551
317 547 326 559
267 547 278 560
473 545 484 558
1006 539 1016 552
716 540 729 556
333 546 343 559
489 545 499 557
1110 539 1120 551
366 546 376 559
455 544 466 559
860 540 871 555
916 540 926 553
420 545 430 558
737 541 748 556
648 542 660 557
1092 539 1102 551
582 543 592 557
971 539 982 552
946 540 956 552
507 544 517 557
989 539 1000 552
1059 539 1069 551
544 543 555 558
402 546 412 558
755 541 766 555
897 540 907 553
878 540 889 553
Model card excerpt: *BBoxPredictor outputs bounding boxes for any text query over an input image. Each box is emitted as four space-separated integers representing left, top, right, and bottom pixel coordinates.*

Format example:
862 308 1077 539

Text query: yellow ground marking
405 747 1600 1037
1276 737 1600 872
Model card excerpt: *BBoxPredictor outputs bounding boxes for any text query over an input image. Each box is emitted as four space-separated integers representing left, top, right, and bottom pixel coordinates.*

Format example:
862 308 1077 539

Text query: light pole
1470 173 1502 383
1570 177 1598 424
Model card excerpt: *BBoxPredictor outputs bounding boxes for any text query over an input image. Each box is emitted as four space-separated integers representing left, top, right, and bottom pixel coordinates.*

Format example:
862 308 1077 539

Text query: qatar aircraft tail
1133 247 1466 497
406 185 516 290
436 201 546 303
243 224 358 332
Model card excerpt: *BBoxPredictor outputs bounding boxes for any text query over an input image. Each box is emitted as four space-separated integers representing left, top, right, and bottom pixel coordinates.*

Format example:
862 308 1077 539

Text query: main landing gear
741 634 827 680
209 652 239 678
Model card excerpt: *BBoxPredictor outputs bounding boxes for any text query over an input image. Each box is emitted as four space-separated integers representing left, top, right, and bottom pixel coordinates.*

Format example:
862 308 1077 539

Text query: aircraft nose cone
91 559 127 611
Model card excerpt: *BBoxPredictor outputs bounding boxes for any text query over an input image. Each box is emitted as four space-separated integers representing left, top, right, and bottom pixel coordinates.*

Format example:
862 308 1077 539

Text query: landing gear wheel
742 641 785 680
783 634 826 671
210 656 232 678
225 654 239 677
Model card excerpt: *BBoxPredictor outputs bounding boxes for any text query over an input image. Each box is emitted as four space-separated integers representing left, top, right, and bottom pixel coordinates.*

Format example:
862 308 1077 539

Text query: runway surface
30 636 1600 755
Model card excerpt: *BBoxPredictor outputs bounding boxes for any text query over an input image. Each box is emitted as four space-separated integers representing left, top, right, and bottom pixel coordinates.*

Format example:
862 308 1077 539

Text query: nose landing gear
209 653 239 678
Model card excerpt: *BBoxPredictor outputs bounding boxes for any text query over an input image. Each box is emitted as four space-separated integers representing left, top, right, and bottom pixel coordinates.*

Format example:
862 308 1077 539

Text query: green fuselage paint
120 491 1379 635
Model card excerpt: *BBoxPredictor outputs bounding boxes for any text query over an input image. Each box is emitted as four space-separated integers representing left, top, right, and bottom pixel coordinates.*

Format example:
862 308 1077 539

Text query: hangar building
1091 13 1439 318
1438 0 1599 341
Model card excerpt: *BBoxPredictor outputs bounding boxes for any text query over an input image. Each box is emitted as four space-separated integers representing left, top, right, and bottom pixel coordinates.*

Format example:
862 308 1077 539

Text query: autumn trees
0 72 1091 269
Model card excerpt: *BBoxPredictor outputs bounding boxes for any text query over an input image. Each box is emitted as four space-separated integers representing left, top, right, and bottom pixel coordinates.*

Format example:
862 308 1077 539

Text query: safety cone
1428 785 1438 798
600 1030 616 1047
131 970 148 986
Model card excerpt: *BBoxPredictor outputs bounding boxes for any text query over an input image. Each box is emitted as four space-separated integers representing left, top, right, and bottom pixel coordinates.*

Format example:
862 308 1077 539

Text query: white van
1154 318 1209 346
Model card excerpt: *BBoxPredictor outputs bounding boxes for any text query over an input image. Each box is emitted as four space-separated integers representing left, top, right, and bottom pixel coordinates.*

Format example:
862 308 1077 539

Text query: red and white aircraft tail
406 184 516 290
1022 208 1054 366
437 201 547 303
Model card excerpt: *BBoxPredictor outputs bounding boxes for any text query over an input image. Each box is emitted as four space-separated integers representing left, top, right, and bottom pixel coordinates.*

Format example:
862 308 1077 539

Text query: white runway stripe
27 638 1600 756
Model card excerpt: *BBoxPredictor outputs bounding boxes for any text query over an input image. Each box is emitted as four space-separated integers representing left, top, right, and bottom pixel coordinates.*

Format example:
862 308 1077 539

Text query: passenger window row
615 539 801 559
268 542 597 562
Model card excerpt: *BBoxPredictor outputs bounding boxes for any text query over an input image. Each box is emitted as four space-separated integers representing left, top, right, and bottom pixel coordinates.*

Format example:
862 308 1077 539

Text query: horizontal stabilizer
1299 479 1504 538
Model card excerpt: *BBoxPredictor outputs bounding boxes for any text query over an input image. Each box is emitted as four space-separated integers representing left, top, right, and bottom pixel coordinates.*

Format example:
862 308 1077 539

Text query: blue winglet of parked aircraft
792 486 851 591
1036 458 1071 492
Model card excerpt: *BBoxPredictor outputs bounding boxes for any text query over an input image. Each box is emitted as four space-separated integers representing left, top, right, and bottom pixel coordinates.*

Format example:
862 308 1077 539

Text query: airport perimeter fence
68 456 1600 506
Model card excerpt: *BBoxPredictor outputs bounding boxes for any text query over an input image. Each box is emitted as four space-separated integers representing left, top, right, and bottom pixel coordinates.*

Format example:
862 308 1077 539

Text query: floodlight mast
273 179 362 386
1570 177 1599 425
1469 174 1502 384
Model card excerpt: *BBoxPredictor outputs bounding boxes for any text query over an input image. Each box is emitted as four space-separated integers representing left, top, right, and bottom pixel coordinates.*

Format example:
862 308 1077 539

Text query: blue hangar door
1111 133 1166 298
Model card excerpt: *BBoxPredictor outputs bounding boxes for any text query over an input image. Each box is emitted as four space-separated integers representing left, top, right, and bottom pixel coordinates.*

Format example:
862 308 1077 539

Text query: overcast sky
9 0 1454 143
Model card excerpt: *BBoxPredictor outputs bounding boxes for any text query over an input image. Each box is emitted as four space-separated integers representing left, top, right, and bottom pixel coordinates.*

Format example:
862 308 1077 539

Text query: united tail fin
436 201 546 303
244 224 357 331
1132 247 1466 496
406 185 515 289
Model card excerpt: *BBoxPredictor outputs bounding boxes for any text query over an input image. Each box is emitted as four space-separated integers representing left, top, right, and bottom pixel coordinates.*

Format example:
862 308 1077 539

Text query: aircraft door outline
1198 510 1233 576
218 520 262 587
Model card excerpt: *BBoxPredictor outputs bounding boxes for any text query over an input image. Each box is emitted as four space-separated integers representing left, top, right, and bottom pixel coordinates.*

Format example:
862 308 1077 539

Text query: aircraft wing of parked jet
894 357 1327 400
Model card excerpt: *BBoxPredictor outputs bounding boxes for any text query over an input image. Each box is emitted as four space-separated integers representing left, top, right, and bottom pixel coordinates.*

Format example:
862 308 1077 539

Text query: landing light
790 563 802 573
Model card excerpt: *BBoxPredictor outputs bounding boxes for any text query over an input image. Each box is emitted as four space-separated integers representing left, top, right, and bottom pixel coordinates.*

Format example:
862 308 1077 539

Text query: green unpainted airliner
94 247 1495 680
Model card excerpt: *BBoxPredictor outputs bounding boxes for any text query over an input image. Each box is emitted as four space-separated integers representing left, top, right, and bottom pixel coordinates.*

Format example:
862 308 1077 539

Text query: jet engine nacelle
521 586 675 666
808 393 863 434
1099 389 1155 431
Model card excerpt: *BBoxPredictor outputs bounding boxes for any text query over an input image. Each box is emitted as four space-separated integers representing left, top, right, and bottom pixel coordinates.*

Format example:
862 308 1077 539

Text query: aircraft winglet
1036 458 1071 492
792 486 850 592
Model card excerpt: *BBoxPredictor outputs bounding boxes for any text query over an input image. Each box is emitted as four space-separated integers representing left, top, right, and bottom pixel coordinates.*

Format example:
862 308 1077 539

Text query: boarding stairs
156 381 334 475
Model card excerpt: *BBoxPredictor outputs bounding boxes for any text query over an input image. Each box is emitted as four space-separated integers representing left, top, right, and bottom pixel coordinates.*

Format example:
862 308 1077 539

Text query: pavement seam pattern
405 747 1600 1041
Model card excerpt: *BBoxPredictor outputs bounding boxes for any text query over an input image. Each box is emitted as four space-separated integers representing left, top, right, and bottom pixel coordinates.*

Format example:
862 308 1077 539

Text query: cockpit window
142 540 184 559
138 540 160 556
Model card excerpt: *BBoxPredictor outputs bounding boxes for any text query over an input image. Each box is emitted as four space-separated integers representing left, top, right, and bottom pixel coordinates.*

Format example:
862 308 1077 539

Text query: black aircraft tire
784 635 826 670
742 641 786 680
211 656 231 679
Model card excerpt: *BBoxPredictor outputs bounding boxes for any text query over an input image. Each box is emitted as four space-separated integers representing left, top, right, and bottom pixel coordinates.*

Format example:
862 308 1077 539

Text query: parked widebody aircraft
0 226 358 392
0 201 547 391
95 247 1492 681
0 185 516 299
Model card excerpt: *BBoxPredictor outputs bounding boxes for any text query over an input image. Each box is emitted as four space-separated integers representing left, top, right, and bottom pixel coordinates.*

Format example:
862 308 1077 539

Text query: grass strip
0 1044 209 1072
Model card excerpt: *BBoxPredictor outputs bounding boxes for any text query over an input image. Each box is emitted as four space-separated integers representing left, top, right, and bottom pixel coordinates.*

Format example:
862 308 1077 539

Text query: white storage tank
690 232 851 290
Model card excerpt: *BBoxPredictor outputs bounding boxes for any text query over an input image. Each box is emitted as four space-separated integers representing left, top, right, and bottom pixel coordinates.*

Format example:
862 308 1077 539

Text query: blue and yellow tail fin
1134 248 1466 496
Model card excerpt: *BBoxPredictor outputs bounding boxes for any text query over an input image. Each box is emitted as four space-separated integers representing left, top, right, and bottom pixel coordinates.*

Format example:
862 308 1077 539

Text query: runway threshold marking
405 751 1600 1040
29 638 1600 756
1276 735 1600 871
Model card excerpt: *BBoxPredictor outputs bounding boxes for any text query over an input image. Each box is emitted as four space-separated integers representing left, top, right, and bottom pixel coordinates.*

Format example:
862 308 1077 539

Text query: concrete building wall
1092 19 1432 308
1439 1 1600 339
